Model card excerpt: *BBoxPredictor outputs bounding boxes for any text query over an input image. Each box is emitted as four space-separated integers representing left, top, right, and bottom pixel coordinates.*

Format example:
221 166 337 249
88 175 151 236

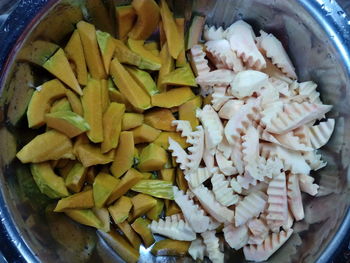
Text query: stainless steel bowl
0 0 349 262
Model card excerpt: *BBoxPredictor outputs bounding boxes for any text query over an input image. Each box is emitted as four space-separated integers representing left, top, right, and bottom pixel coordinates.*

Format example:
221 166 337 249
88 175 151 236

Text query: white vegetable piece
235 191 268 227
185 167 211 188
189 238 206 261
205 39 244 72
215 150 237 176
196 69 236 87
262 102 332 134
192 185 235 223
172 120 192 139
149 214 196 241
225 20 266 70
298 174 319 196
168 137 189 171
287 174 304 221
257 30 297 79
229 70 268 98
201 230 224 263
308 119 335 149
211 86 232 111
187 126 205 171
266 172 288 232
298 81 322 104
190 44 210 77
247 218 269 245
243 229 293 262
218 99 244 119
211 173 239 206
223 224 249 250
197 105 223 151
242 126 260 180
173 187 210 233
203 24 224 41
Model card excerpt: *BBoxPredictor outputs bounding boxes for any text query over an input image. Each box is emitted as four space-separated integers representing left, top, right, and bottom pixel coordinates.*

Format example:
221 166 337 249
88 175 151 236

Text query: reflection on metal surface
0 0 349 263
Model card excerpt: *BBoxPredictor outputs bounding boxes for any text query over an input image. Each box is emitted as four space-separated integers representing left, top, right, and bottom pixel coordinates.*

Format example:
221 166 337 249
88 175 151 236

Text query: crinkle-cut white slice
263 102 332 134
173 186 210 233
206 51 228 70
243 229 293 262
258 126 281 145
242 126 260 180
247 219 269 245
230 177 243 194
293 125 311 147
308 119 335 149
237 172 258 190
192 185 234 223
211 86 232 111
229 70 268 99
190 44 210 77
218 99 244 119
261 58 294 85
241 181 269 196
282 210 294 231
257 30 297 79
235 191 268 227
189 238 206 261
260 143 310 174
266 172 288 232
185 167 211 188
261 101 283 127
201 230 224 263
259 84 280 106
225 20 266 70
203 147 215 172
205 39 244 72
203 24 224 41
212 173 239 206
298 174 319 196
223 224 249 250
149 214 196 241
215 150 237 176
289 80 299 93
187 126 205 171
281 94 310 104
269 77 292 97
273 131 313 151
196 69 236 87
207 216 221 231
217 135 233 159
302 150 327 171
225 98 260 146
197 105 223 151
287 174 304 221
257 156 283 180
231 143 245 175
172 120 192 139
168 137 189 170
248 234 267 246
298 81 322 104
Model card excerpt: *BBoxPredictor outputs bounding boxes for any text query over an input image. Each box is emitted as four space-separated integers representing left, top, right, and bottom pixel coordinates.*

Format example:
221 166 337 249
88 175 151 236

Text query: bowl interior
0 0 349 262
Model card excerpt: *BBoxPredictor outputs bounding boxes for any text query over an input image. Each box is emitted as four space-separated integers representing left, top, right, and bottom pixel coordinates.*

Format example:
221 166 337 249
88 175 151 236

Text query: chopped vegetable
151 239 190 256
131 179 174 199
